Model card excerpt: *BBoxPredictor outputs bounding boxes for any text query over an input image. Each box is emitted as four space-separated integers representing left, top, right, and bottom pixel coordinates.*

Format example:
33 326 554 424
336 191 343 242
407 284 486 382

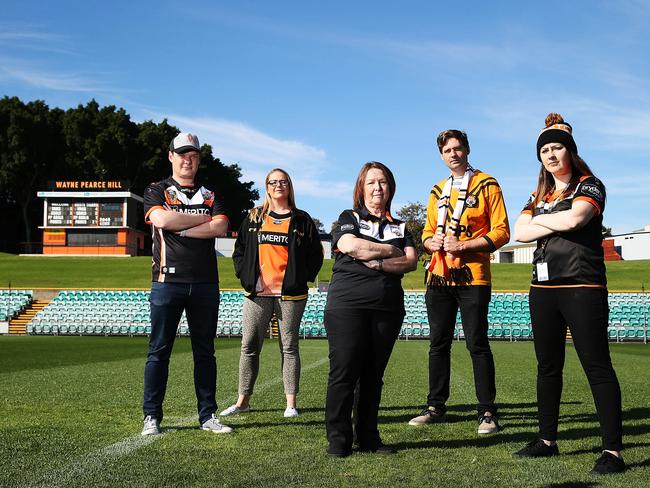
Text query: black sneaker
408 406 445 426
327 446 351 458
591 451 625 475
513 438 559 458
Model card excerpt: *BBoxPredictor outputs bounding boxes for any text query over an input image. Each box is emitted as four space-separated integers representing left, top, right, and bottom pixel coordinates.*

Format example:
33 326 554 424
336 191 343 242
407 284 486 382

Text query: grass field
2 252 650 291
1 336 648 487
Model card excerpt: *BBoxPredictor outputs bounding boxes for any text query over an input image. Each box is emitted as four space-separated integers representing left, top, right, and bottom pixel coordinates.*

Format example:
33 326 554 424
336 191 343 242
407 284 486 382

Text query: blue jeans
143 282 220 424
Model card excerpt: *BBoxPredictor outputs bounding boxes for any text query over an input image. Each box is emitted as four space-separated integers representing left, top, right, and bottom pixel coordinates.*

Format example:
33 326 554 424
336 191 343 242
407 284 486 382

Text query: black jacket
232 208 324 299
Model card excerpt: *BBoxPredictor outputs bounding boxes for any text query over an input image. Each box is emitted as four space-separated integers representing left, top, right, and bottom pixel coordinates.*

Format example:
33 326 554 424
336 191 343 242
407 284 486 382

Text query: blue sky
2 0 650 236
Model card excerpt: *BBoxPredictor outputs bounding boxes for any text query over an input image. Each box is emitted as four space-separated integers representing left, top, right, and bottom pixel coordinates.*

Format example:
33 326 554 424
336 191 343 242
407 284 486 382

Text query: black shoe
358 443 398 455
327 446 351 458
513 438 559 458
591 451 625 475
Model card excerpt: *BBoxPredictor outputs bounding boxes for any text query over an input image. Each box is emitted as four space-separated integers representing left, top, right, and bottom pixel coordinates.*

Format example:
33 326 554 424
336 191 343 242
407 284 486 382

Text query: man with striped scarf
409 130 510 434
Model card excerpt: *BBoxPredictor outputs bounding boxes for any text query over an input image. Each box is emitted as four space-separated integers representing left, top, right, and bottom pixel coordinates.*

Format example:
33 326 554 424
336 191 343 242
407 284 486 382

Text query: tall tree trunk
20 201 32 251
19 172 39 252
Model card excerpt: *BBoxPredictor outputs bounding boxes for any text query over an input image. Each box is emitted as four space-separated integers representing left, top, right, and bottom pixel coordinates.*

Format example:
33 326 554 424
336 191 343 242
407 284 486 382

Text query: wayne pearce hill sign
47 180 130 191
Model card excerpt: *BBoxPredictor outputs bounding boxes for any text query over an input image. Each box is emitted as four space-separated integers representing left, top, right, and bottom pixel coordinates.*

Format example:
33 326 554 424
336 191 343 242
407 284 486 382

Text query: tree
196 144 258 231
396 201 427 258
61 100 139 182
0 97 65 247
0 96 259 252
602 225 612 237
312 218 325 234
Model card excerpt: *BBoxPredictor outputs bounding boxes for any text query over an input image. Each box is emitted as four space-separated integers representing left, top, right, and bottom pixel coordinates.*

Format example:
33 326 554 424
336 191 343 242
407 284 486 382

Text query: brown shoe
477 413 499 434
408 406 445 426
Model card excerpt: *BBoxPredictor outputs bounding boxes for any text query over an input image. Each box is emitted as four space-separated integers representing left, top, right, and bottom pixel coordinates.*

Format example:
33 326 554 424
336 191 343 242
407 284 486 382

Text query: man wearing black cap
141 132 232 435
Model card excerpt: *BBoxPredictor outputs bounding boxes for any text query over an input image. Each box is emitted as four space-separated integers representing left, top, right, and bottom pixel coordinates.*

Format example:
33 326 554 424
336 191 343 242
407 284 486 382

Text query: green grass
0 337 648 487
2 252 650 291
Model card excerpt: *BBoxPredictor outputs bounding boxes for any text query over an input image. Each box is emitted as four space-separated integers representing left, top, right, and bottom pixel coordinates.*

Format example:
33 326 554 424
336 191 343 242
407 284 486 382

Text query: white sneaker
219 404 250 416
141 415 161 436
284 407 299 418
201 414 233 434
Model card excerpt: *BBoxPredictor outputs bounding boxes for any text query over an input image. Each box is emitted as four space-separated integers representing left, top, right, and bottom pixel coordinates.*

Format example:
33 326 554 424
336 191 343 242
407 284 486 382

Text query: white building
493 225 650 264
611 227 650 261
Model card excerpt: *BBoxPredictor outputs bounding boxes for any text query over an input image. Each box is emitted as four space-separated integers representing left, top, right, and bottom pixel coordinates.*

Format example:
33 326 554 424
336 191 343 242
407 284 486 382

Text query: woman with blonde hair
513 113 624 475
222 168 323 418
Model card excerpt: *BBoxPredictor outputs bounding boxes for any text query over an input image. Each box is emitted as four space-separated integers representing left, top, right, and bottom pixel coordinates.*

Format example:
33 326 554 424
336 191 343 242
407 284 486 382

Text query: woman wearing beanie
222 168 323 418
513 113 624 474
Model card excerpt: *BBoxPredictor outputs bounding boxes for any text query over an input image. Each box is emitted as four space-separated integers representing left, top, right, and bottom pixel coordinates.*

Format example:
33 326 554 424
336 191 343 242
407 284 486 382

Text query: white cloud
1 64 106 92
0 27 77 55
147 111 352 200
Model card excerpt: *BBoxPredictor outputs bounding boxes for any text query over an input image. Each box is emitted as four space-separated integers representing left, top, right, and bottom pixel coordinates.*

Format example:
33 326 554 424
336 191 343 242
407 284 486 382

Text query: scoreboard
38 184 145 256
45 201 124 227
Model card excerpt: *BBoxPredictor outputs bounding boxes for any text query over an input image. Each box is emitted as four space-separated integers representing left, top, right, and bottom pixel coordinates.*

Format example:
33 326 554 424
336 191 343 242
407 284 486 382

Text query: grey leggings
239 296 307 396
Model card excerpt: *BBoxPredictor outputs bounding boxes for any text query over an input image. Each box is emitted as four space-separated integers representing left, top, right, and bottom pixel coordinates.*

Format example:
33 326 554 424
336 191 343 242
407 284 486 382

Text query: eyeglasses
267 179 289 187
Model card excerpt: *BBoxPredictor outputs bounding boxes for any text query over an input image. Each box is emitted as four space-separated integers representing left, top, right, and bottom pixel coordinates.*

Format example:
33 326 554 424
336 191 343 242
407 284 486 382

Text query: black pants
529 287 623 451
425 285 496 416
324 307 403 452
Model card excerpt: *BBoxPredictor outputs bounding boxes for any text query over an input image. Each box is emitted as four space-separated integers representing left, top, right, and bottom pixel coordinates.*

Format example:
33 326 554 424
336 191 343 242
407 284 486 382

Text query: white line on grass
29 355 329 488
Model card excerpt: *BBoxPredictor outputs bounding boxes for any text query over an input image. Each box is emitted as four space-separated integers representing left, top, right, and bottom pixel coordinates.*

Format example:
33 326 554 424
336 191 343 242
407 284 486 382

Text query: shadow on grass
377 401 585 425
539 482 597 488
388 406 649 453
1 335 242 373
626 457 650 469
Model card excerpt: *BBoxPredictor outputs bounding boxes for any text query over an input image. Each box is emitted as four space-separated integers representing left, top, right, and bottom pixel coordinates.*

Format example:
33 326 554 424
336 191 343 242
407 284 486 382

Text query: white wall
614 232 650 261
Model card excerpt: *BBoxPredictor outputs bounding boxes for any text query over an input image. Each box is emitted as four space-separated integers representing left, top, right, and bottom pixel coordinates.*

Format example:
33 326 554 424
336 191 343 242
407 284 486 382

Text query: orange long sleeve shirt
422 170 510 286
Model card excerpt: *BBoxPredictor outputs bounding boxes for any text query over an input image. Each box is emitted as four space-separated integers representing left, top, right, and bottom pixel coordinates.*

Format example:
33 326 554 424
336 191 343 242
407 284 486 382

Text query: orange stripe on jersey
531 283 606 289
157 228 166 283
574 196 601 216
145 205 164 224
257 214 291 296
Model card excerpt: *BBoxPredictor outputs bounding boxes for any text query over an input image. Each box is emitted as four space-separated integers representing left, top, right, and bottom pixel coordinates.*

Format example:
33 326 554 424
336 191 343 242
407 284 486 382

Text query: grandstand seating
22 289 650 342
0 290 33 321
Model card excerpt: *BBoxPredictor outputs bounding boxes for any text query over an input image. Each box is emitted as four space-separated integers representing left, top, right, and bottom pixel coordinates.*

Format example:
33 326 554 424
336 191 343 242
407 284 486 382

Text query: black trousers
425 285 497 416
529 286 623 451
324 307 403 452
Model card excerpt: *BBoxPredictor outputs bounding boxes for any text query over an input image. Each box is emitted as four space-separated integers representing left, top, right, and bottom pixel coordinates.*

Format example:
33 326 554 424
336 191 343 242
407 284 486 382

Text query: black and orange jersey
256 211 291 296
144 176 227 284
521 175 606 287
233 208 323 299
327 208 415 312
422 170 510 285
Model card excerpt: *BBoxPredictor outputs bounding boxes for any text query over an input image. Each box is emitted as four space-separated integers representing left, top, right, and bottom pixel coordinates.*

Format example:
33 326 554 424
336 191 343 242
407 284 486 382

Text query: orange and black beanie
536 113 577 161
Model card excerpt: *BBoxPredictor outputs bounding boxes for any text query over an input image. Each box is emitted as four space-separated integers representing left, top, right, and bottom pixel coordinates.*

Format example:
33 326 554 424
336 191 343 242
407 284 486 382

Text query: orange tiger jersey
422 170 510 286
